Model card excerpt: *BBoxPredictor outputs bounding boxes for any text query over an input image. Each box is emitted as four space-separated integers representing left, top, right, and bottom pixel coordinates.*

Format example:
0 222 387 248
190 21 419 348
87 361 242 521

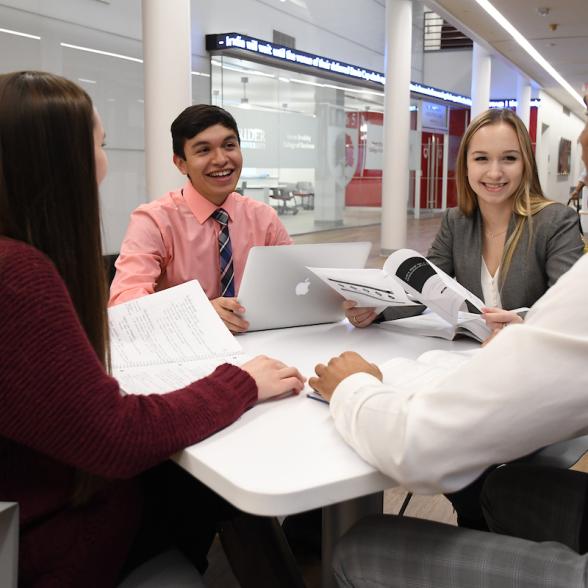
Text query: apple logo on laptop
295 278 311 296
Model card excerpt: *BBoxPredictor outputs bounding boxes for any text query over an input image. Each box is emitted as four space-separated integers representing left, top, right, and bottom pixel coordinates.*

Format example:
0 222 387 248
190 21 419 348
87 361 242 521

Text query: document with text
308 248 491 342
109 280 247 394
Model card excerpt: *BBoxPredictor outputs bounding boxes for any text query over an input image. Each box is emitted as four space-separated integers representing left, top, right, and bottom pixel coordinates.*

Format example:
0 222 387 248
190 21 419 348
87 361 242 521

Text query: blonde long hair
456 108 554 284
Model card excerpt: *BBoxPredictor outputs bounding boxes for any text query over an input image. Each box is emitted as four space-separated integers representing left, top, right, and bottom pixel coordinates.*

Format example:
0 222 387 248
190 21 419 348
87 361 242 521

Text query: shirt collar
181 180 238 224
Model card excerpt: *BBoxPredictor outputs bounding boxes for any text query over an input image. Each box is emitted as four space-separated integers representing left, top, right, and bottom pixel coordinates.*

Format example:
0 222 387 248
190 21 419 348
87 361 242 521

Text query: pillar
470 42 491 118
516 75 531 129
142 0 192 200
381 0 413 253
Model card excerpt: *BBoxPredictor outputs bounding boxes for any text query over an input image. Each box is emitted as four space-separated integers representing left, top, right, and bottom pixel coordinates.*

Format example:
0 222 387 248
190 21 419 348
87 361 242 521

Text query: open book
109 280 246 394
308 248 492 342
378 310 491 342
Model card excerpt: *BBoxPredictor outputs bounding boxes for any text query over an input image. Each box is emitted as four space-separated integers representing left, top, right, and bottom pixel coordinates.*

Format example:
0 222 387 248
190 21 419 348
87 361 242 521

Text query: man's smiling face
173 123 243 206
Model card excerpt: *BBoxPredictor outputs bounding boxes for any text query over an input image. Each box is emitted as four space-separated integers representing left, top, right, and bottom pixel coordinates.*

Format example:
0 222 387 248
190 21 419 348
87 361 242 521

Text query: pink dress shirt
109 181 292 305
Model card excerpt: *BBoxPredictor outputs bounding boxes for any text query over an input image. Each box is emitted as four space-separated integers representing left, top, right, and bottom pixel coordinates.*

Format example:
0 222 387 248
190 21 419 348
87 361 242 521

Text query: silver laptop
237 242 371 331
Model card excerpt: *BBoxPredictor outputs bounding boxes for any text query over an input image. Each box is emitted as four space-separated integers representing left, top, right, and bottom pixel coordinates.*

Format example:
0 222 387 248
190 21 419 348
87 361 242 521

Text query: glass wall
210 55 386 234
0 3 211 254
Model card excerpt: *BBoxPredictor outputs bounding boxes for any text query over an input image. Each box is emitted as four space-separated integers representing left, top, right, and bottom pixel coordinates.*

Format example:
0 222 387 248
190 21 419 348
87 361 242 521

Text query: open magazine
378 310 491 342
308 248 492 342
109 280 247 394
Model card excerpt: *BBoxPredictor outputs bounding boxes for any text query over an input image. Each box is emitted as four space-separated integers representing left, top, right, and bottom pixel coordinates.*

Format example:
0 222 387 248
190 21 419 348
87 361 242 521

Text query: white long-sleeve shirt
330 253 588 495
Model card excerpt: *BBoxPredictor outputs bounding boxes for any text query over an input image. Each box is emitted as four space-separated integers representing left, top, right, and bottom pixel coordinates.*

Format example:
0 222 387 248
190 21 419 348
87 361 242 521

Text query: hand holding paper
342 300 379 328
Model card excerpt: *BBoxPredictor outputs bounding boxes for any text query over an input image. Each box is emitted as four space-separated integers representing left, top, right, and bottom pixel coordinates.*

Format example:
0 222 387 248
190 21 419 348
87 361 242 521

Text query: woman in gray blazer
427 107 583 330
345 108 583 330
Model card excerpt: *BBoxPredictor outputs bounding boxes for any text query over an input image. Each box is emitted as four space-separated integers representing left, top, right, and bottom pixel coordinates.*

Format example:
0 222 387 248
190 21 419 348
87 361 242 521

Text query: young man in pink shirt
109 105 292 332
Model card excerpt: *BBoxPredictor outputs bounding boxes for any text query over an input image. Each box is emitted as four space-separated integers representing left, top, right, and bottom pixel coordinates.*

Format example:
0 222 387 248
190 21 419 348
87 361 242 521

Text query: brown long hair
0 71 109 366
0 72 110 503
455 108 554 284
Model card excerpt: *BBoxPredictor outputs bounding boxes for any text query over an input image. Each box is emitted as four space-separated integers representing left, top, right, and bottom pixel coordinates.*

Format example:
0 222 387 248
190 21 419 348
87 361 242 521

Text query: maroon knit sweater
0 238 257 587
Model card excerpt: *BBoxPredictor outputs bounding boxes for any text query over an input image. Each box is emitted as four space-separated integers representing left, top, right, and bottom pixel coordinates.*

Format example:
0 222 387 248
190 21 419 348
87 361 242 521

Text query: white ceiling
428 0 588 117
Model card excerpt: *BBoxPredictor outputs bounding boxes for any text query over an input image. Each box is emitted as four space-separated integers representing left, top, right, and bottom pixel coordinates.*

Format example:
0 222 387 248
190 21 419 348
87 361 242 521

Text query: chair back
0 502 18 588
118 549 205 587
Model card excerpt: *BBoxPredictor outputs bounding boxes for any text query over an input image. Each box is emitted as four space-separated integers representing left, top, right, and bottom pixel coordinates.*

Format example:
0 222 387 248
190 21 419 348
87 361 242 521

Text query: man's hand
241 355 305 401
211 297 249 333
309 351 382 402
343 300 378 328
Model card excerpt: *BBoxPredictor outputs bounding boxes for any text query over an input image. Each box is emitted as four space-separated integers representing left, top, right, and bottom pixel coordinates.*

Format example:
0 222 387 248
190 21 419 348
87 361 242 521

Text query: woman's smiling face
466 122 524 211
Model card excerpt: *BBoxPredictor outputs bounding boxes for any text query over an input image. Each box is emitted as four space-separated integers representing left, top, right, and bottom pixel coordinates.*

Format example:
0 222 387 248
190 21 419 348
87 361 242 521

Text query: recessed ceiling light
61 42 142 63
473 0 584 108
0 27 40 40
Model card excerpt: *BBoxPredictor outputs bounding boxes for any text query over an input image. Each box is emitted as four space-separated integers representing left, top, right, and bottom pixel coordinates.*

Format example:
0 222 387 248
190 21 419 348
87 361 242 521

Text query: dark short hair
171 104 240 158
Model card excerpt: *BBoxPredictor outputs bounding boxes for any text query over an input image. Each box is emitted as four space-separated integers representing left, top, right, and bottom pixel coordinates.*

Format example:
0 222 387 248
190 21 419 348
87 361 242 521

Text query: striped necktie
211 208 235 297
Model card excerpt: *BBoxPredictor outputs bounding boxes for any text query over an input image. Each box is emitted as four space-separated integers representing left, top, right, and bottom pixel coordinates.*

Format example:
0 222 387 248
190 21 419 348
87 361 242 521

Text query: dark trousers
119 462 305 588
444 466 496 530
482 464 588 552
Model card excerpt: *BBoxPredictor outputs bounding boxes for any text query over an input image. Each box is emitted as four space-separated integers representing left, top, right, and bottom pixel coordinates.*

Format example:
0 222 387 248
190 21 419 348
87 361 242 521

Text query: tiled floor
204 213 458 588
279 207 384 236
292 210 444 267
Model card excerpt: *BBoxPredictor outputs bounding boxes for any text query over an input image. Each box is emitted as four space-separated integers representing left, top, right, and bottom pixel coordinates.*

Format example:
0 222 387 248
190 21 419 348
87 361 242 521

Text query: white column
516 75 531 129
142 0 192 200
413 104 422 220
40 29 63 75
441 132 449 210
381 0 412 253
470 43 491 118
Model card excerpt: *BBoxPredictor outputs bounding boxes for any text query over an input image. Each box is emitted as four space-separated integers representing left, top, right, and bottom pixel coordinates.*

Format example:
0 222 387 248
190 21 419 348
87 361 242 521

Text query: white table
174 321 477 586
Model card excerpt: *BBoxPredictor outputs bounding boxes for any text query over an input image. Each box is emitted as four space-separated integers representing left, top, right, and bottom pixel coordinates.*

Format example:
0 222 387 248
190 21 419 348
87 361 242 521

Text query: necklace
484 228 507 239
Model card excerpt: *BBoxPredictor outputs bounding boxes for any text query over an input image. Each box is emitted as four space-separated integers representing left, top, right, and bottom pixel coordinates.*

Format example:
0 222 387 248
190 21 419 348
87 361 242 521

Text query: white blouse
481 258 502 308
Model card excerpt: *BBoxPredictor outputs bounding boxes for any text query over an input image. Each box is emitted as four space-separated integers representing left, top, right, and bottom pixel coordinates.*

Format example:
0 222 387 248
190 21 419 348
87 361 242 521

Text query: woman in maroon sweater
0 71 305 587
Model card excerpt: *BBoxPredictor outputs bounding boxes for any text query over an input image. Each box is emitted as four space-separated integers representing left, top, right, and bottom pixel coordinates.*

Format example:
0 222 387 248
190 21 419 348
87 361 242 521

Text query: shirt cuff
329 372 383 440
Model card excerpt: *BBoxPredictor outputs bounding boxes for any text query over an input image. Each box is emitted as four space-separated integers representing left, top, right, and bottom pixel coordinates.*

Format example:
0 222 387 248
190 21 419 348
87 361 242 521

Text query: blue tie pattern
212 208 235 297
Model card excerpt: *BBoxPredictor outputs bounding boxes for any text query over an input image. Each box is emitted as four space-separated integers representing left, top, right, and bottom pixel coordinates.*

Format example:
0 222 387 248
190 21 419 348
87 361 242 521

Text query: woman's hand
481 307 523 332
343 300 378 328
309 351 382 402
241 355 305 401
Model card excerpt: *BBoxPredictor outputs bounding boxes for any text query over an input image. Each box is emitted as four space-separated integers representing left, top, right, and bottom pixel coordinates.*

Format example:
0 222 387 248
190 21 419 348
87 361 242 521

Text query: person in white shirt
309 251 588 587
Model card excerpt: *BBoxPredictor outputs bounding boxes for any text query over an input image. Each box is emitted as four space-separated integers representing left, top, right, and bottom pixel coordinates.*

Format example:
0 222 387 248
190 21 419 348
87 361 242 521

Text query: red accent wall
445 107 469 208
345 111 383 206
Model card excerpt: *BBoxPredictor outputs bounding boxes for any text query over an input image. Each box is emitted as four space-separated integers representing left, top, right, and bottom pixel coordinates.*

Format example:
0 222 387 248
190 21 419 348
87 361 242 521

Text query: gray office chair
293 181 315 210
118 549 206 587
516 435 588 469
269 187 299 215
0 502 18 588
398 436 588 517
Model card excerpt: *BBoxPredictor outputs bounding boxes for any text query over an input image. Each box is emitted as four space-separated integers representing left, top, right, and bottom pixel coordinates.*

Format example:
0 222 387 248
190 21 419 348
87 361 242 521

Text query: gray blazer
427 204 584 310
